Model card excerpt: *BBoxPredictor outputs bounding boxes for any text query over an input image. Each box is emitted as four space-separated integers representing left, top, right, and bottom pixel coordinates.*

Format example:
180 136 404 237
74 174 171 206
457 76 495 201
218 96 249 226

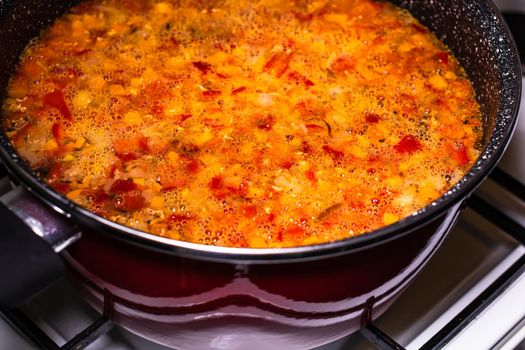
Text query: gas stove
1 1 525 349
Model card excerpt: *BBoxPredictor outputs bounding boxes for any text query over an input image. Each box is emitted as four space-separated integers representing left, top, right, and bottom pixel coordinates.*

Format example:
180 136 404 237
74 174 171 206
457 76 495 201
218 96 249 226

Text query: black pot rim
0 0 521 263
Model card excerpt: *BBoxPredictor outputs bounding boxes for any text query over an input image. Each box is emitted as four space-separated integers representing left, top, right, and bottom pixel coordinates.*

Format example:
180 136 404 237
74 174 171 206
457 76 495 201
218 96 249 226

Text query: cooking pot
0 0 521 349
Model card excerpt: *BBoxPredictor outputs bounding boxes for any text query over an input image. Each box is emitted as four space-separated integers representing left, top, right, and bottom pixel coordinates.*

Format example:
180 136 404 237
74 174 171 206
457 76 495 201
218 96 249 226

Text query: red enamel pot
0 0 521 349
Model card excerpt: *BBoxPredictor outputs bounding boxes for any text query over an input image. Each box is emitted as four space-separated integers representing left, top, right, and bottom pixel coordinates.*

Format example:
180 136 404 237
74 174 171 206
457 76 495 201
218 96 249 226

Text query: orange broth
2 0 482 248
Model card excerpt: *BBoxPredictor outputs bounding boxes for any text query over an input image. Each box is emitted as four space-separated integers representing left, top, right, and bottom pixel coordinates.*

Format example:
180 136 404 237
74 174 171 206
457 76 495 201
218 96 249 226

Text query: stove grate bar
0 289 114 350
419 254 525 350
0 308 114 350
360 296 406 350
0 307 59 350
489 167 525 203
361 322 406 350
60 315 113 350
469 192 525 245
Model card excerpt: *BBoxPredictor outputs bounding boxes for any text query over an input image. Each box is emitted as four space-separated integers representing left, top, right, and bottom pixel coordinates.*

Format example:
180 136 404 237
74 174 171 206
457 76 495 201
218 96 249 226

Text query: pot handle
0 186 81 308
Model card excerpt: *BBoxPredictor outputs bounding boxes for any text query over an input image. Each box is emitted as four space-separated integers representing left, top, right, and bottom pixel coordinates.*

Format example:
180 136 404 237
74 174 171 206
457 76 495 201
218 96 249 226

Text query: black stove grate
1 290 114 350
1 166 525 350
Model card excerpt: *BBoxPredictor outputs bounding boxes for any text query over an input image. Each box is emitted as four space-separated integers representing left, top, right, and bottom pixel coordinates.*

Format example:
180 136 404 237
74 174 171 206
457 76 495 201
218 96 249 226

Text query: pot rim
0 0 521 263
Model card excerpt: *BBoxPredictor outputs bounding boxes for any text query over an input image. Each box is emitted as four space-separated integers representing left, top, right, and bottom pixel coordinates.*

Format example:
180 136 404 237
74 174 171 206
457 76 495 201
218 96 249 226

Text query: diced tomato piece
267 213 276 222
209 176 224 190
137 137 149 152
202 90 221 97
192 61 212 74
83 189 109 204
44 89 72 120
186 158 201 173
331 55 355 73
113 191 146 212
52 182 70 194
365 112 380 124
210 179 249 200
276 228 284 242
305 169 317 183
288 71 314 87
167 213 195 222
226 181 248 197
115 152 139 161
94 191 109 204
46 162 64 183
280 160 294 170
109 179 138 193
264 51 294 77
232 86 247 95
242 205 257 218
50 122 63 145
179 114 192 123
322 145 345 161
452 144 470 166
322 221 334 229
436 52 449 65
305 124 324 130
286 224 305 237
394 135 422 154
